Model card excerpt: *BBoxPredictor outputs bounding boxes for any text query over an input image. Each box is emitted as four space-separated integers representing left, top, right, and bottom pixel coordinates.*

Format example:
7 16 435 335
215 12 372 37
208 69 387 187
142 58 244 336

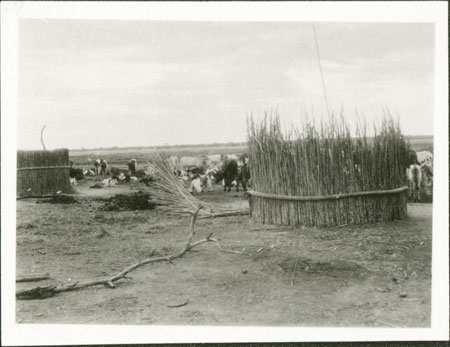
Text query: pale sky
18 20 434 150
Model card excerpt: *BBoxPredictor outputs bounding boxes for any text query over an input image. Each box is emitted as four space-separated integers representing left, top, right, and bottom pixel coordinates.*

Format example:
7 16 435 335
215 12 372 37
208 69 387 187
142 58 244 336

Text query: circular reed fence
248 187 408 227
247 112 410 227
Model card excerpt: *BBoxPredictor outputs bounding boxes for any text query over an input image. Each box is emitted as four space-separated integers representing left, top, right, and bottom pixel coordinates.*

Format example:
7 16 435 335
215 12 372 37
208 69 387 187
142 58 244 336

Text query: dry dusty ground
16 179 431 327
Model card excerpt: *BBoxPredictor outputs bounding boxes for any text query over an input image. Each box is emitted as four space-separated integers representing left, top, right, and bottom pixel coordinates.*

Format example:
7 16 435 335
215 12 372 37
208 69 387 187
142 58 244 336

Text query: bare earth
16 180 431 327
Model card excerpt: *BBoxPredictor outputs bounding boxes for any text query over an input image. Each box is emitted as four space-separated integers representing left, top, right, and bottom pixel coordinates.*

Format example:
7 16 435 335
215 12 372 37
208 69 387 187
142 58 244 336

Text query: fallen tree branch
16 204 240 300
16 285 57 300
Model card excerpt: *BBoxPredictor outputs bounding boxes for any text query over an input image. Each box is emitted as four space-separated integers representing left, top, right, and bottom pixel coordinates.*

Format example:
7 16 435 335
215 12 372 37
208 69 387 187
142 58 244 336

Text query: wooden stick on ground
198 210 250 219
16 273 51 283
290 249 300 287
17 195 61 200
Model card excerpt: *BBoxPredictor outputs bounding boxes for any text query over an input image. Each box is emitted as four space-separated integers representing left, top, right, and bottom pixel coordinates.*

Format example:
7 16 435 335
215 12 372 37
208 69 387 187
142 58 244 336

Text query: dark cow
110 167 127 177
237 163 251 192
187 165 206 177
134 169 147 178
69 168 85 181
213 159 239 192
140 175 155 186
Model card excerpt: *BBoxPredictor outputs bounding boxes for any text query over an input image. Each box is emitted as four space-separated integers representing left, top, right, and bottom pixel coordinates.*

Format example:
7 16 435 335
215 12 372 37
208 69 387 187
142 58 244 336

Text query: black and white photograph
1 1 448 345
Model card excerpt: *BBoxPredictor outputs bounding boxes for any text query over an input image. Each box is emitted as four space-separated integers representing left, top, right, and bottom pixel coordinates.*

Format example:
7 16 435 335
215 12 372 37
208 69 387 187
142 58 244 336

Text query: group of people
70 158 139 186
86 158 137 177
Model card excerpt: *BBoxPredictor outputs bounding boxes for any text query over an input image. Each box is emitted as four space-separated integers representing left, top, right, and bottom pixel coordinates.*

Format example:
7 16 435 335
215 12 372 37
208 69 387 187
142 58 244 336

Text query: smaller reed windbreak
17 149 71 197
247 113 409 227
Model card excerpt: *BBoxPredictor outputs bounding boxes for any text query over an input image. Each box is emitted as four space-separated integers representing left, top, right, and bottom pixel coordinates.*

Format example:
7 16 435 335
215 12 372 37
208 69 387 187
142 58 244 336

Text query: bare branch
40 125 47 150
16 206 238 300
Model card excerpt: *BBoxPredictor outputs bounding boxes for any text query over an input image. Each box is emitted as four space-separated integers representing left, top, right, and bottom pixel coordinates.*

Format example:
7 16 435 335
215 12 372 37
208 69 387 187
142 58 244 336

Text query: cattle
237 162 251 192
407 164 422 202
187 165 206 177
420 162 433 193
201 174 213 192
225 154 239 161
240 153 249 164
416 151 433 165
134 169 147 178
69 167 85 181
84 169 96 177
127 159 137 175
178 170 189 187
102 178 118 187
212 159 239 192
173 169 188 186
117 172 126 181
180 156 202 168
109 167 127 177
405 149 420 166
188 173 212 194
206 154 222 163
404 150 433 197
186 165 211 193
110 172 130 183
205 154 222 169
140 175 155 186
166 155 180 169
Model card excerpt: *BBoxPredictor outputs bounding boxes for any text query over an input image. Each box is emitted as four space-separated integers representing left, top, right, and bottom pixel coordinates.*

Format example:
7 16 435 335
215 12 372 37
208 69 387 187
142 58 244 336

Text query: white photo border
1 1 448 345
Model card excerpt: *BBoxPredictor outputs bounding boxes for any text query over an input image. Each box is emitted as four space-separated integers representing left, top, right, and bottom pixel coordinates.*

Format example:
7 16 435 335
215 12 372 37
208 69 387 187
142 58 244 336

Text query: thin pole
312 23 331 118
40 125 47 150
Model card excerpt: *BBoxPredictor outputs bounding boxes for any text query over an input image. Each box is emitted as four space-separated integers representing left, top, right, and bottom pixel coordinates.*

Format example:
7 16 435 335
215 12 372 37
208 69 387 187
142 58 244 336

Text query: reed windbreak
247 114 409 226
17 149 71 197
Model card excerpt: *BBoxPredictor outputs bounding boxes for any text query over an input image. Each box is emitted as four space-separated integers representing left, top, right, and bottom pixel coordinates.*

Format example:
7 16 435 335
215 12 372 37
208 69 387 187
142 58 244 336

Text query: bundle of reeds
247 112 409 227
147 154 244 217
17 149 71 197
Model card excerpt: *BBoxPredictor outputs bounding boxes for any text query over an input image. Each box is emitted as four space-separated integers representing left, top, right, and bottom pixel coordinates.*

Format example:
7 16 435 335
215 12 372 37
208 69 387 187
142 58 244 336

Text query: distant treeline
73 142 248 152
70 136 432 153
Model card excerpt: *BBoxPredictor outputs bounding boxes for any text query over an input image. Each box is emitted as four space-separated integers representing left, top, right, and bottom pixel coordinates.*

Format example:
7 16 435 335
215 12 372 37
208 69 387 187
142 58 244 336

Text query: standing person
127 159 137 176
94 159 101 177
100 159 108 176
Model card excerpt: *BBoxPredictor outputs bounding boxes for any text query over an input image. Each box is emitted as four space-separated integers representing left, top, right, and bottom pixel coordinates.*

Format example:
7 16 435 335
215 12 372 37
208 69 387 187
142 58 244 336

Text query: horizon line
16 134 434 152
